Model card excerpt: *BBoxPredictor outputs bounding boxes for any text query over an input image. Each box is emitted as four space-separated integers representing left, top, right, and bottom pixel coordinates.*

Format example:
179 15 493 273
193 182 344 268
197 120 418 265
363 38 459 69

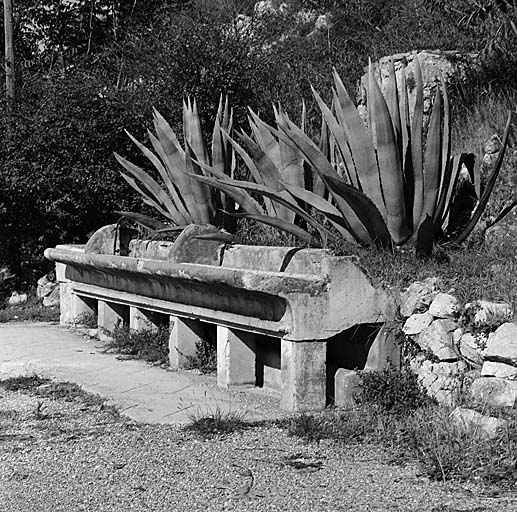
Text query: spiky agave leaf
452 111 513 245
152 108 204 223
385 59 402 156
281 182 356 242
331 70 386 216
419 87 443 225
184 141 214 224
312 86 359 189
146 130 193 222
124 129 190 225
368 61 410 245
274 106 306 189
188 171 332 243
230 213 313 243
237 130 302 222
411 57 425 227
193 232 236 243
186 164 264 217
273 115 390 246
210 97 236 229
114 153 185 224
322 175 392 250
115 211 167 231
314 111 329 198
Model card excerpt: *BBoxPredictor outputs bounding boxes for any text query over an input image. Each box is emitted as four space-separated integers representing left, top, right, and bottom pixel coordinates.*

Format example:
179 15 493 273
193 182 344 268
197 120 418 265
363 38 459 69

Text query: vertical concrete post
98 301 127 342
281 339 327 412
169 316 204 369
217 327 256 389
130 307 160 331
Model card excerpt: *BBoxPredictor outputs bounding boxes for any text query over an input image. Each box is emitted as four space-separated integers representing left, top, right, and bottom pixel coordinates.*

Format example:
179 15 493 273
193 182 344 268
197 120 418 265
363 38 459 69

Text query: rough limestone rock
85 223 136 256
465 300 513 328
8 292 27 306
37 274 55 299
452 327 463 344
410 358 466 406
471 377 517 408
485 224 517 251
399 277 439 317
43 285 60 307
402 311 433 337
417 319 459 360
484 323 517 366
168 225 227 265
0 266 14 283
428 293 460 319
450 407 508 440
358 50 477 123
482 134 503 167
481 361 517 379
254 0 287 16
459 332 485 366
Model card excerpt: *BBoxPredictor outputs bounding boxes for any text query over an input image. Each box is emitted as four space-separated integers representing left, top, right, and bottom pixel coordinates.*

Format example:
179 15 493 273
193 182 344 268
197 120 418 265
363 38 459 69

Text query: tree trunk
4 0 15 103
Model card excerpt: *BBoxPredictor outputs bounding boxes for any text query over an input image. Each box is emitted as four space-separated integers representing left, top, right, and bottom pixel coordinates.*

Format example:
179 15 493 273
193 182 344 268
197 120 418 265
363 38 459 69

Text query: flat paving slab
0 322 284 425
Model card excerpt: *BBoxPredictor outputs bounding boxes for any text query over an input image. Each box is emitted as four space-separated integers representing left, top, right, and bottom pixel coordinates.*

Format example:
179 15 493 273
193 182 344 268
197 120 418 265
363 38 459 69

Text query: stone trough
45 224 396 412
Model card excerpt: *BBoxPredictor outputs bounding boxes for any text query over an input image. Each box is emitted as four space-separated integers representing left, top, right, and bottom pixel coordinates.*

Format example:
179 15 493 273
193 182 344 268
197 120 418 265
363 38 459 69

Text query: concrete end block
334 368 362 408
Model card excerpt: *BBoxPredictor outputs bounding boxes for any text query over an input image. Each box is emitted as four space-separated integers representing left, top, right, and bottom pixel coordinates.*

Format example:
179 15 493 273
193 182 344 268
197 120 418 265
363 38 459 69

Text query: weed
278 406 407 446
0 291 59 323
0 375 119 416
184 406 249 439
406 406 517 485
283 403 517 487
0 374 49 392
185 337 217 374
108 325 170 364
359 366 433 415
461 302 513 336
73 312 97 328
33 400 48 420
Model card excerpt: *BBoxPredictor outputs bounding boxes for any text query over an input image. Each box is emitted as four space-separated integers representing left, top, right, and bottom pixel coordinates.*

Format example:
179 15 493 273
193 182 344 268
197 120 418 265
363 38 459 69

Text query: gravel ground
1 386 517 512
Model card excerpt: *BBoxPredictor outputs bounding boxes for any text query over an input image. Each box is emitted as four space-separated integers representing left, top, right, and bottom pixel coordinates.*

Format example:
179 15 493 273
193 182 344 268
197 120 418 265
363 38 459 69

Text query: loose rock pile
400 278 516 438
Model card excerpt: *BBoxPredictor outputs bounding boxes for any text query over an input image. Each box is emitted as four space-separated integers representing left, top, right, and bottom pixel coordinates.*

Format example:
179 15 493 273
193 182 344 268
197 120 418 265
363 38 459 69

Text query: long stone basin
44 224 396 411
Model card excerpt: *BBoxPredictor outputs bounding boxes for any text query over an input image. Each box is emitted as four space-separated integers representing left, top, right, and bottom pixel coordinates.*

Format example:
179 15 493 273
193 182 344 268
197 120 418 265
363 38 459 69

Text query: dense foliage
0 0 516 284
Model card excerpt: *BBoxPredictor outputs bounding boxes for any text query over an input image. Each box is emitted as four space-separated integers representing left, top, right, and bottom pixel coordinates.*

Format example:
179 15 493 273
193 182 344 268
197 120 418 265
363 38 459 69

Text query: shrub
359 366 432 415
108 325 170 364
0 72 147 284
283 404 517 485
185 336 217 374
184 406 249 439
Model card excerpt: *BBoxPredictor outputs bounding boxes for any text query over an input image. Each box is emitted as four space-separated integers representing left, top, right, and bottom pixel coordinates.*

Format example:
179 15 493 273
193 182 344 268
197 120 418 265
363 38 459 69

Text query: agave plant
187 105 336 244
114 97 245 232
189 58 513 255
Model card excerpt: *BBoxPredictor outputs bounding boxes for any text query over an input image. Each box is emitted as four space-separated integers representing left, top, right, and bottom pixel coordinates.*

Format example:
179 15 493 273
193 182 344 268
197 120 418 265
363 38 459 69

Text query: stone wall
399 278 516 437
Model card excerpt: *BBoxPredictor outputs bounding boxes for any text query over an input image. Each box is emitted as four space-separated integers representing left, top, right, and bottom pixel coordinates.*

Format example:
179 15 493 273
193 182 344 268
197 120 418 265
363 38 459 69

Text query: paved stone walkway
0 322 283 425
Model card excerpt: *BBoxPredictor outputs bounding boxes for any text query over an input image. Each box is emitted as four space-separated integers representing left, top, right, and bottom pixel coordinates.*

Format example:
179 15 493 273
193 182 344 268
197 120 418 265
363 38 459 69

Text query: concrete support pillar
129 307 161 331
281 339 327 412
169 317 204 369
334 369 362 408
59 283 96 325
217 327 256 389
98 301 127 342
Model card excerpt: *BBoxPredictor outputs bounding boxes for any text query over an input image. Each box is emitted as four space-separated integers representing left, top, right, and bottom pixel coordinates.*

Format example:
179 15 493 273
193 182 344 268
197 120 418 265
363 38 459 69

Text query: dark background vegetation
0 0 516 285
